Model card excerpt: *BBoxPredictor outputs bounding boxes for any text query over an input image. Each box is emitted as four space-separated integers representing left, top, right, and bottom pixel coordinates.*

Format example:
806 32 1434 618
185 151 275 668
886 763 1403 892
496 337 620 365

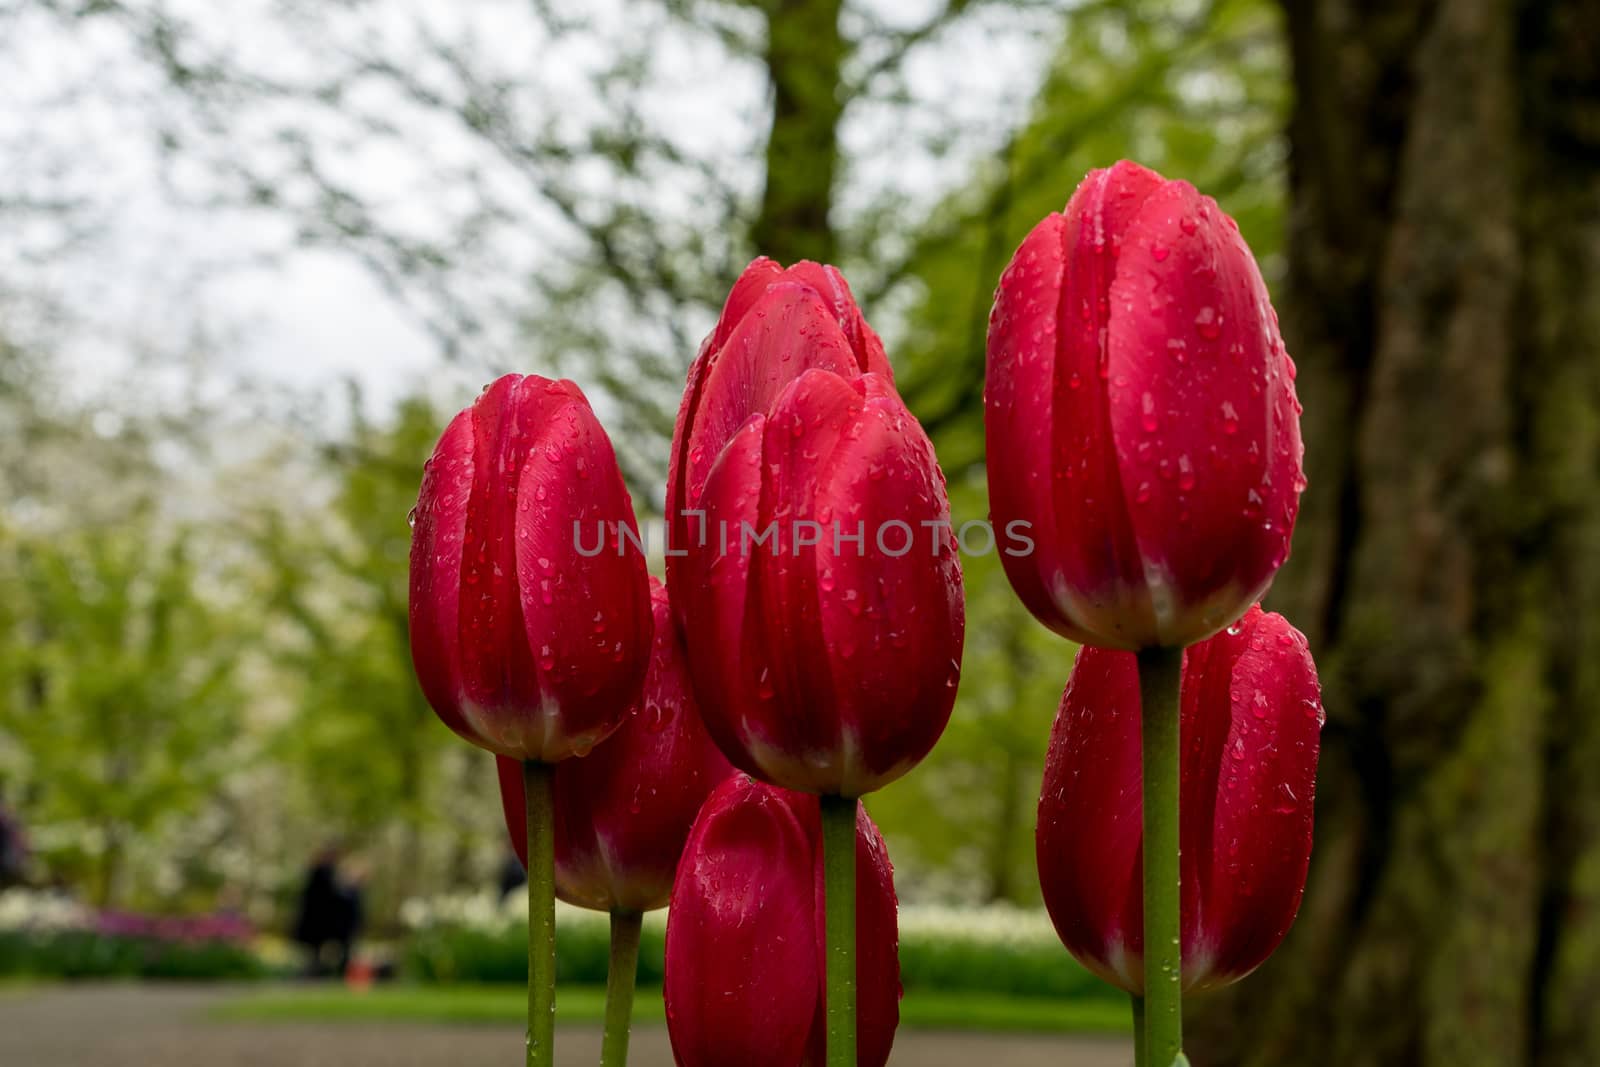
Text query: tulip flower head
667 258 965 797
986 160 1305 649
494 578 736 913
1036 605 1321 993
665 775 899 1067
409 374 652 762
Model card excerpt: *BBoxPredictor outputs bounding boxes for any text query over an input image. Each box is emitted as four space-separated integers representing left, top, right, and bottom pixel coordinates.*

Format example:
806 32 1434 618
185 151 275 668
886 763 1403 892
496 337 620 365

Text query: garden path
0 984 1131 1066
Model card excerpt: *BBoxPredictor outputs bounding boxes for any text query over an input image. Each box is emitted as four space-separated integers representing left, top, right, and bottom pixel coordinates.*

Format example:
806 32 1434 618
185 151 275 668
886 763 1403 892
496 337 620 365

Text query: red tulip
665 775 900 1067
667 260 964 797
1036 605 1321 993
985 160 1305 650
409 373 652 762
494 578 736 912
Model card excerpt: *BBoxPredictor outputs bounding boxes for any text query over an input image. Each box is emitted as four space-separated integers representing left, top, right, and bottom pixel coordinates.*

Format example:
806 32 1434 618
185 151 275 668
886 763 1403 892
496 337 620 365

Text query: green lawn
212 983 1129 1035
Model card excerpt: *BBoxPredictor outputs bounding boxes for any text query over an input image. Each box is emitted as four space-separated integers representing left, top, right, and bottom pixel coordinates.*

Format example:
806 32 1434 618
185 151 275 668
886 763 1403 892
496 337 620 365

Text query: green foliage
258 394 444 834
896 924 1105 1000
0 929 266 981
399 902 1113 1002
250 392 506 921
404 908 667 987
0 515 247 905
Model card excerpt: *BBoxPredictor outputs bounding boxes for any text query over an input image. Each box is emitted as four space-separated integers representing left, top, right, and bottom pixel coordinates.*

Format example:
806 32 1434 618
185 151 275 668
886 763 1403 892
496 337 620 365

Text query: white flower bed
400 888 1053 945
0 888 91 933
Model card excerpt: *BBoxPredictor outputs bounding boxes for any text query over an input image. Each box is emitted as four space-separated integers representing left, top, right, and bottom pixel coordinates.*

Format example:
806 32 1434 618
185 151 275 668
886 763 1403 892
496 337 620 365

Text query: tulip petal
778 261 893 379
665 776 819 1067
1187 609 1321 988
985 160 1165 648
454 375 548 732
666 260 785 598
679 414 768 780
985 213 1073 634
810 375 963 796
498 390 651 761
1050 161 1166 646
1107 180 1302 644
739 369 866 789
710 257 788 352
409 406 475 743
1036 645 1147 991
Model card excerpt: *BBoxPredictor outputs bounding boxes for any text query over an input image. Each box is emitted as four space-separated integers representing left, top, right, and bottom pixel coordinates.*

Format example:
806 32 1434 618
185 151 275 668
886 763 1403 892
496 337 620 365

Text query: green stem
1136 647 1184 1066
820 794 858 1067
523 760 556 1067
600 909 643 1067
1131 995 1147 1067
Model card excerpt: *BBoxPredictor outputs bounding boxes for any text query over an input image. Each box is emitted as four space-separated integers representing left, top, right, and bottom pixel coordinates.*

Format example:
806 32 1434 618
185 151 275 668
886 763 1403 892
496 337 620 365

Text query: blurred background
0 0 1595 1065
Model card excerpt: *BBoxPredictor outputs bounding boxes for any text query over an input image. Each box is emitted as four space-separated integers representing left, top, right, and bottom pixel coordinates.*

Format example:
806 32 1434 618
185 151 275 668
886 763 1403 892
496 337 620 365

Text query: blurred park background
0 0 1596 1064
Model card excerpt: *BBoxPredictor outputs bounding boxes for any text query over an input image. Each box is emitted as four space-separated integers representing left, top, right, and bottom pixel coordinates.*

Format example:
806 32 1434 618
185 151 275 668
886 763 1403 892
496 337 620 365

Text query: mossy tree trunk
751 0 845 265
1191 2 1600 1064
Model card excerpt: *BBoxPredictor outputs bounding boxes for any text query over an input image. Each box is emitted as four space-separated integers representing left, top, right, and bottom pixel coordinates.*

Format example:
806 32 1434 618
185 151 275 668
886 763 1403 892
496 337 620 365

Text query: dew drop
1221 401 1240 435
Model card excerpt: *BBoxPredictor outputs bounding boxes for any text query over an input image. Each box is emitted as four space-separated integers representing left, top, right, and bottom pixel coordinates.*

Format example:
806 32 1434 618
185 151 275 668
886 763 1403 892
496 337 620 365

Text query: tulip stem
600 909 642 1067
820 794 858 1067
1131 995 1147 1067
523 760 556 1067
1137 647 1185 1066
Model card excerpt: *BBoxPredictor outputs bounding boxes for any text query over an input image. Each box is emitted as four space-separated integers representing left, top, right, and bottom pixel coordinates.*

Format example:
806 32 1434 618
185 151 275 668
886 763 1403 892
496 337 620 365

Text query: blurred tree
1188 2 1600 1065
0 514 245 907
251 391 502 922
3 0 1076 487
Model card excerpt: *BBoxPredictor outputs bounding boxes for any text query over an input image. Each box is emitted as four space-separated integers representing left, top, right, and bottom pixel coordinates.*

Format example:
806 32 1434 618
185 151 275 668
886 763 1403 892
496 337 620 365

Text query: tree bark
1191 2 1600 1064
751 0 845 264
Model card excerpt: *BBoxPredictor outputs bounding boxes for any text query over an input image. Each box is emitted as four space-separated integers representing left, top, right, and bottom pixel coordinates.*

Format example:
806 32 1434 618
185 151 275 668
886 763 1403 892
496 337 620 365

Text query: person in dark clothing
0 800 27 889
292 843 363 978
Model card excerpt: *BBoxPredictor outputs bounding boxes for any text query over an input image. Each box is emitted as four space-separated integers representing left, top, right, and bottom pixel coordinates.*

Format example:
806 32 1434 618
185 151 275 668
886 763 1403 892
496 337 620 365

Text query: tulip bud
985 160 1305 650
1036 605 1322 993
494 578 736 912
666 257 892 590
665 775 900 1067
409 374 652 762
668 260 965 797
